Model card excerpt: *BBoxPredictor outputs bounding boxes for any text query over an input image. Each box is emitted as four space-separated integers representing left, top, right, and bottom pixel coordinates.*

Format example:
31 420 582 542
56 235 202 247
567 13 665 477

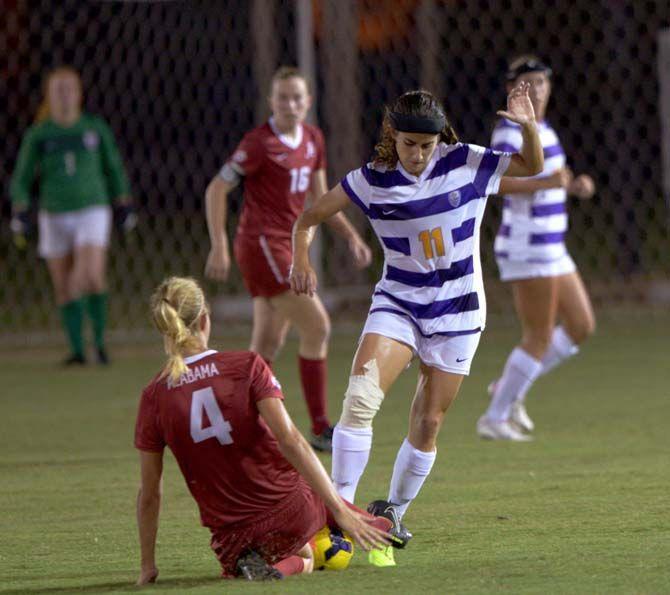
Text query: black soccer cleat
367 499 413 549
96 347 110 365
63 353 87 367
310 425 334 453
235 550 283 581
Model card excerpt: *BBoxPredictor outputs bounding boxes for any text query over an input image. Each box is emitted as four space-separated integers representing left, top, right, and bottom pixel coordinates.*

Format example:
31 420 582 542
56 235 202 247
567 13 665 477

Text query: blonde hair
150 277 208 383
35 66 82 123
373 90 459 169
271 65 310 92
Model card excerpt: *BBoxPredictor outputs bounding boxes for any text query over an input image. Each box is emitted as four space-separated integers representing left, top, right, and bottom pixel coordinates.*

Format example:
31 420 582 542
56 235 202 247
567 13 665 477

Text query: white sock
388 438 436 519
486 348 543 422
517 327 579 404
331 424 372 503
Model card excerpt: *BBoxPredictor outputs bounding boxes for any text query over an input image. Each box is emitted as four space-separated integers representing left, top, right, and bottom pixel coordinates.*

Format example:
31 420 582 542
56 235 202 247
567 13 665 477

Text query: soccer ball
312 526 354 571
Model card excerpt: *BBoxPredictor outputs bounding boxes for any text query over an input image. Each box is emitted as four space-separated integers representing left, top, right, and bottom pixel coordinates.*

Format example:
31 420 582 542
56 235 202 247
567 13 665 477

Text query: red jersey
134 350 304 530
227 119 327 240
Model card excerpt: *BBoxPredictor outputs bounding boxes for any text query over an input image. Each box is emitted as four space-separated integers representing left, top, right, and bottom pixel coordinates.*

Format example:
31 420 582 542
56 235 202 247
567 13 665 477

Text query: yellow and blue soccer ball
313 526 354 570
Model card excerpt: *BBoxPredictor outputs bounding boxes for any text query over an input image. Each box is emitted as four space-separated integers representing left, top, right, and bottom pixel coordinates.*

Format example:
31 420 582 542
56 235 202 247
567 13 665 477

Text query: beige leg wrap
339 359 385 428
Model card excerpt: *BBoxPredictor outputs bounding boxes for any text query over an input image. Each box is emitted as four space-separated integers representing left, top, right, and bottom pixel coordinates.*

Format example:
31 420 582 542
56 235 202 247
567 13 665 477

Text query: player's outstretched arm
136 451 163 586
309 169 372 269
290 184 350 296
204 176 236 281
257 397 391 551
499 167 573 194
498 82 544 177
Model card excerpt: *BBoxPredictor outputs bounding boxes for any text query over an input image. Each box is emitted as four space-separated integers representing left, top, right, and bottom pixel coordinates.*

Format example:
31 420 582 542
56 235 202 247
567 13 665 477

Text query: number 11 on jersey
418 227 446 259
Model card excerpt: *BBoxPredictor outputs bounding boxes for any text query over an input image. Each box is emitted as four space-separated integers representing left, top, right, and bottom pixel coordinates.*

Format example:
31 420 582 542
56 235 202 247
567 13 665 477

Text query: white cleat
510 401 535 433
477 416 533 441
487 379 499 396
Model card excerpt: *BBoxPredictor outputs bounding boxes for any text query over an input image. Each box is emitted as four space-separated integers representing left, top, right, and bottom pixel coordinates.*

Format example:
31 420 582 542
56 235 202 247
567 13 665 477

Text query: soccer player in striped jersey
290 83 543 565
205 67 371 453
477 57 596 441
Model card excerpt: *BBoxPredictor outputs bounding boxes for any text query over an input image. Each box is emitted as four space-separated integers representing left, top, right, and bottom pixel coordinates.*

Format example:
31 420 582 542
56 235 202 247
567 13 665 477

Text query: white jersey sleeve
464 143 512 197
491 120 523 153
341 165 373 213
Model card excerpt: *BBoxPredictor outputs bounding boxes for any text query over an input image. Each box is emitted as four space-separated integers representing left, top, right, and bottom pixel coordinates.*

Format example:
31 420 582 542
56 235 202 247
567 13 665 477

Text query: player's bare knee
89 273 106 294
339 359 385 428
413 411 443 444
252 338 283 362
309 313 331 346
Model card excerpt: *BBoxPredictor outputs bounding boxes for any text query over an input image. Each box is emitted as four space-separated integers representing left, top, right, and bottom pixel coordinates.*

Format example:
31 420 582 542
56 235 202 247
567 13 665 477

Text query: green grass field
1 315 668 594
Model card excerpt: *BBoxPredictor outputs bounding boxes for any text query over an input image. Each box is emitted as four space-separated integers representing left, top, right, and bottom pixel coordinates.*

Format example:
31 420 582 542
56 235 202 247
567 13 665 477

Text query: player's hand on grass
497 81 536 127
136 565 158 586
569 173 596 199
331 507 392 552
205 243 231 281
348 237 372 269
289 260 317 296
547 167 573 189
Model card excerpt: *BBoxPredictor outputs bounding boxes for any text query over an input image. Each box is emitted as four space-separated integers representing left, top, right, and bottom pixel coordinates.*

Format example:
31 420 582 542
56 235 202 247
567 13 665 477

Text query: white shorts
38 205 112 259
361 309 482 375
496 253 577 282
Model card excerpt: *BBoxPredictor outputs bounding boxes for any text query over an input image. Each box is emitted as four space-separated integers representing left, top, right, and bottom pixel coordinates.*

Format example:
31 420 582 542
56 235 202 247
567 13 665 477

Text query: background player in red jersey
204 66 372 452
135 277 396 584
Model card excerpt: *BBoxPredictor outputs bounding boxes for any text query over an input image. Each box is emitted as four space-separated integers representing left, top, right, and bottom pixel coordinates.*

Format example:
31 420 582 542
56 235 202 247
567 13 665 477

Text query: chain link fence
1 0 669 343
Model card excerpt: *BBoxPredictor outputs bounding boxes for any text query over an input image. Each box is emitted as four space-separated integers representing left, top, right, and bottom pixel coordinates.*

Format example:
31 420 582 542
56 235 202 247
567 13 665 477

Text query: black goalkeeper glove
10 210 32 250
113 203 138 233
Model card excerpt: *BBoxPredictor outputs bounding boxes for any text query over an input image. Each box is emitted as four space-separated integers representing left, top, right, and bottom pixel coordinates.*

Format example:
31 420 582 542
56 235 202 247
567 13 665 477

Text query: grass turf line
0 315 668 594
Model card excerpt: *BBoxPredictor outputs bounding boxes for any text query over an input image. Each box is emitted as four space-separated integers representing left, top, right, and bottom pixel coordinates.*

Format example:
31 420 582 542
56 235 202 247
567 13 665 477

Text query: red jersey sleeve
249 354 284 403
314 127 327 171
227 131 265 176
134 385 166 452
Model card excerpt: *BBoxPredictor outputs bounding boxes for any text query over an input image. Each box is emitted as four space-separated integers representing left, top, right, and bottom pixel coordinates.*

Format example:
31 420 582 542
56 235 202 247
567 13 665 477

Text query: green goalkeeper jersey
10 113 130 213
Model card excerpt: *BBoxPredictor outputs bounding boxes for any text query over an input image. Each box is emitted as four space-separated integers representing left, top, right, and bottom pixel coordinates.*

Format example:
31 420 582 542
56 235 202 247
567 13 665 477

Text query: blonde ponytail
150 277 208 383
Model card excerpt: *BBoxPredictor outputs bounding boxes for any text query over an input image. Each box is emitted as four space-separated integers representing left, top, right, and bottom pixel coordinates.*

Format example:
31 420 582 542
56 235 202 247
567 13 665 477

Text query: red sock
273 555 304 577
262 357 273 370
298 356 330 435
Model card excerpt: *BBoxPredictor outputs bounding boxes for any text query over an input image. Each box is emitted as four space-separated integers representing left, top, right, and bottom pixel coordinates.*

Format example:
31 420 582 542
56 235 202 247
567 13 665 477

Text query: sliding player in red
205 66 371 452
135 277 405 584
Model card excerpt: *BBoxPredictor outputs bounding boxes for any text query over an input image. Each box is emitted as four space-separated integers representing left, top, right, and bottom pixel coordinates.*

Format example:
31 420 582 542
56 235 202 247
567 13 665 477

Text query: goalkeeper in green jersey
10 66 135 365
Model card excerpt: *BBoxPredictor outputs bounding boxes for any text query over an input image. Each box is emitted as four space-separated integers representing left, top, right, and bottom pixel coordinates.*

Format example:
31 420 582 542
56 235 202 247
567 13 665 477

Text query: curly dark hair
373 90 458 169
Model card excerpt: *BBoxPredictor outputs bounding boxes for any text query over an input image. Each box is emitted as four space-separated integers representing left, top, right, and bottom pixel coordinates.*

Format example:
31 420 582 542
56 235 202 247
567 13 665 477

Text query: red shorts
234 234 292 298
210 483 327 577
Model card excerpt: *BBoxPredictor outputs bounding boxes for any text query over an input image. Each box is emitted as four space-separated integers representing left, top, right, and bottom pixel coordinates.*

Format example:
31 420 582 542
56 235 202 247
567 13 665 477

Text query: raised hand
497 81 537 126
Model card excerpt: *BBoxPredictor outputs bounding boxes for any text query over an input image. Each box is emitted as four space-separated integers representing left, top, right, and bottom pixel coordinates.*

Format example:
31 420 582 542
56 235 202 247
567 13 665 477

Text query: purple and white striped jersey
342 142 511 336
492 118 567 263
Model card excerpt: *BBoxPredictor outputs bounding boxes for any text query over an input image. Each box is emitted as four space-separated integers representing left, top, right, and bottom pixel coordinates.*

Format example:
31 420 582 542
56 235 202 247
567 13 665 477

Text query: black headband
506 59 552 82
389 111 445 134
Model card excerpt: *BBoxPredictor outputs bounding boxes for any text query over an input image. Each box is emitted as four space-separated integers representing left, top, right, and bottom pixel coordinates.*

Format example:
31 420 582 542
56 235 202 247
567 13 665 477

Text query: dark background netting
1 0 669 341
